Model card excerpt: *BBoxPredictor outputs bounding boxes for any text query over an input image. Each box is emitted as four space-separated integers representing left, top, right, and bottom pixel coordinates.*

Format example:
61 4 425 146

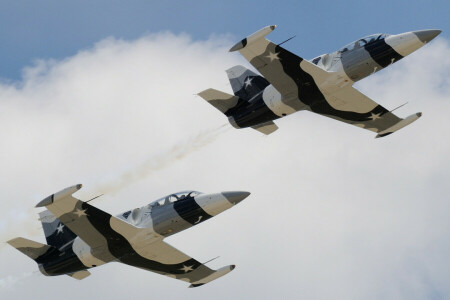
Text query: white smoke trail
0 207 41 247
92 124 230 195
0 125 229 248
0 272 35 290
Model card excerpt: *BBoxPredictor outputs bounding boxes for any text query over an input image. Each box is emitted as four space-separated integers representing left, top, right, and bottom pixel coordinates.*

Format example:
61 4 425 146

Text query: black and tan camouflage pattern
200 26 440 137
8 185 249 287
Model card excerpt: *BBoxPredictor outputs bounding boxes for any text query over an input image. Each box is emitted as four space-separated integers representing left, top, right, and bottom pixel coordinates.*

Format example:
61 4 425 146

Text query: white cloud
0 33 449 299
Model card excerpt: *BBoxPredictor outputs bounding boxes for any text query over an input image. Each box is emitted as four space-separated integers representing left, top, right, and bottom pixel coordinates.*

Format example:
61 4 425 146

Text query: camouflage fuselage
226 30 436 129
37 192 247 277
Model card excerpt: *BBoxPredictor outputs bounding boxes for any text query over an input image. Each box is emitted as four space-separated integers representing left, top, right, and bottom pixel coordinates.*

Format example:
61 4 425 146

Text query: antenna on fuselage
86 194 104 203
202 256 220 265
389 102 409 113
277 35 296 46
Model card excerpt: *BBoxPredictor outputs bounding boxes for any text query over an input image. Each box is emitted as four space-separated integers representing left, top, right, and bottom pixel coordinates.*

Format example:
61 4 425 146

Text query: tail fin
7 237 54 261
39 210 77 249
226 65 270 101
198 66 269 115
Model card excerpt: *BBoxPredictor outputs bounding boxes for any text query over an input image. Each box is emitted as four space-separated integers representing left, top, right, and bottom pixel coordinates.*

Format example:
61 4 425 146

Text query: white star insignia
179 265 194 273
56 223 64 234
73 208 88 217
369 113 382 121
244 77 253 87
266 51 280 62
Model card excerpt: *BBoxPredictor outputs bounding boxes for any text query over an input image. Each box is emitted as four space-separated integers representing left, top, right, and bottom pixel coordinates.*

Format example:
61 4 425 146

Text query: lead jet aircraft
199 26 441 137
8 185 250 287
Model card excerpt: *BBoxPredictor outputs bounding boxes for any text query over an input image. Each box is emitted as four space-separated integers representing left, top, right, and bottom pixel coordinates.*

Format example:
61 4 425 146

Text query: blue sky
0 0 448 80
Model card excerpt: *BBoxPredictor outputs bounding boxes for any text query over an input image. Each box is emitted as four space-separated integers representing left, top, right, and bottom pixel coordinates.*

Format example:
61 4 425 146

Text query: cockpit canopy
148 191 203 208
338 34 389 53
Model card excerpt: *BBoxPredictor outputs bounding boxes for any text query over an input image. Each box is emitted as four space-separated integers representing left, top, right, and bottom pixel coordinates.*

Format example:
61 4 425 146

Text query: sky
0 0 449 80
0 1 449 299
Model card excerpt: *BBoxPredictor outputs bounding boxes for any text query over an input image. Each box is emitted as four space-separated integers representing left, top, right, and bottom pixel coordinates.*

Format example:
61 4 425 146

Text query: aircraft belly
231 97 280 128
151 206 193 236
41 247 88 276
262 84 297 117
72 237 108 268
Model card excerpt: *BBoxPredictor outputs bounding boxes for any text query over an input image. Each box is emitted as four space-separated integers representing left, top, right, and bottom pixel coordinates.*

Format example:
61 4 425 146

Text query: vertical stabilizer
39 210 77 249
226 65 270 101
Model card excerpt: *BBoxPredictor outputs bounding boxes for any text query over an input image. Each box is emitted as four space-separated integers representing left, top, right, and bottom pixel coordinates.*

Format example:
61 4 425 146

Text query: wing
230 25 306 104
319 85 404 133
37 185 235 287
120 239 235 287
36 185 140 263
231 26 422 137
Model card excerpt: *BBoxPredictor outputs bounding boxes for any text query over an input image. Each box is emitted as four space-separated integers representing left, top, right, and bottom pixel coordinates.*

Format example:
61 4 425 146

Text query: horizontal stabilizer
7 237 53 261
68 270 91 280
189 265 236 288
251 121 278 135
375 112 422 138
198 88 239 113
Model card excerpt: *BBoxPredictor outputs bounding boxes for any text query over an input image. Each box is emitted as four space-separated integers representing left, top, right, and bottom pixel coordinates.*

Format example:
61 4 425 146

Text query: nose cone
414 29 441 43
222 191 250 205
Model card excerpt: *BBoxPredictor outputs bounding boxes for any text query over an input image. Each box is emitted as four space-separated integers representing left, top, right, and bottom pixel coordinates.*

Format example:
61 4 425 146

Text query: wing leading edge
231 25 422 137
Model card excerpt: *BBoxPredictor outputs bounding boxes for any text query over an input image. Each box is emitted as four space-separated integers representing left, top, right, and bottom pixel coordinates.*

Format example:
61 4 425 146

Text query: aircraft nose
413 29 441 43
222 191 250 205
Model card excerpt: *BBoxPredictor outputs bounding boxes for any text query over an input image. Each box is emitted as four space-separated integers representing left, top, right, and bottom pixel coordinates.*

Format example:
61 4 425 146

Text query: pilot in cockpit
148 191 201 210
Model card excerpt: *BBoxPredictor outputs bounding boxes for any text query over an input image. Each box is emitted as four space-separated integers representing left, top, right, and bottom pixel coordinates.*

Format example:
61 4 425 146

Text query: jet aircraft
8 185 250 287
199 26 441 137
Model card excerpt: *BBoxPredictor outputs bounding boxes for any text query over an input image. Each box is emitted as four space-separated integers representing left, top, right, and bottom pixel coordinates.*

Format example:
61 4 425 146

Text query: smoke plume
91 124 229 195
0 125 229 248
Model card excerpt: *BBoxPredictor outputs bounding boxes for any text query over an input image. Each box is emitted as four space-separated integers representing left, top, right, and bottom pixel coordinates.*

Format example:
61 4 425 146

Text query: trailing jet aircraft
199 25 441 137
7 185 250 287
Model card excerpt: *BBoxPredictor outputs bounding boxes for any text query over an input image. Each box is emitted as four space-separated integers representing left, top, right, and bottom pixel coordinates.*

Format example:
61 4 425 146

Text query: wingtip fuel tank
229 25 276 52
35 184 82 207
375 112 422 138
188 264 236 288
